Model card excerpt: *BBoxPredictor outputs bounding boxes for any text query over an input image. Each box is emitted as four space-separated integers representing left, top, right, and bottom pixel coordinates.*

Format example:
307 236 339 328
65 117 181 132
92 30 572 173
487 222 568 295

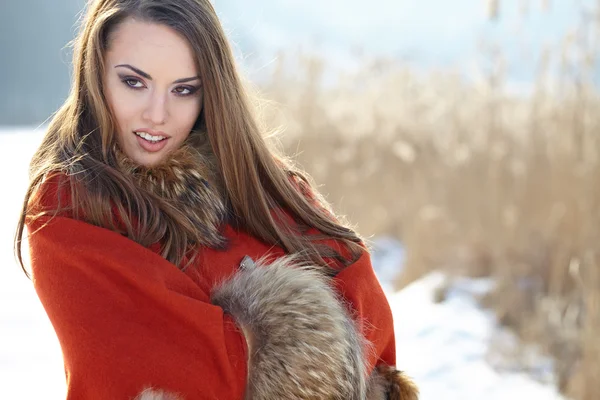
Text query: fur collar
113 132 228 249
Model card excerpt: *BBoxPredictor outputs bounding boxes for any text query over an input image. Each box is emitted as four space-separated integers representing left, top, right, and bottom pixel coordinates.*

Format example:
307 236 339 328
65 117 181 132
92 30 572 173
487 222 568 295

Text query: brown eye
122 78 144 89
174 86 195 96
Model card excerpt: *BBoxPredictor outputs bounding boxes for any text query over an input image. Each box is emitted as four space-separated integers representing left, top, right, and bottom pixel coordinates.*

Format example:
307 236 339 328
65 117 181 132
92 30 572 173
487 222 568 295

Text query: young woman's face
103 19 203 167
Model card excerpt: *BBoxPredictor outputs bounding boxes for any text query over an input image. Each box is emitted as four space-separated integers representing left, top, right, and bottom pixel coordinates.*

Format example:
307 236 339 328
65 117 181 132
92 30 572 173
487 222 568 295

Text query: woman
15 0 418 399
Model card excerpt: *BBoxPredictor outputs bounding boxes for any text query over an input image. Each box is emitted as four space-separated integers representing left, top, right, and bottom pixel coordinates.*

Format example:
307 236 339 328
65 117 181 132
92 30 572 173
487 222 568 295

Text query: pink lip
133 129 170 153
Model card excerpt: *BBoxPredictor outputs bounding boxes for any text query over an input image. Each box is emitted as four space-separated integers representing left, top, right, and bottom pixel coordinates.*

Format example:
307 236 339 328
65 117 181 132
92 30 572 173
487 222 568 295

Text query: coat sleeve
288 172 397 369
300 212 419 399
28 214 249 400
332 249 397 369
27 175 249 399
287 173 418 399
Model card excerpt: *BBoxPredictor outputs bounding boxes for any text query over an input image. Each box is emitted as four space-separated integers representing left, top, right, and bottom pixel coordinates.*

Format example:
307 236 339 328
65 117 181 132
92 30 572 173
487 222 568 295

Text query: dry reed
256 43 600 398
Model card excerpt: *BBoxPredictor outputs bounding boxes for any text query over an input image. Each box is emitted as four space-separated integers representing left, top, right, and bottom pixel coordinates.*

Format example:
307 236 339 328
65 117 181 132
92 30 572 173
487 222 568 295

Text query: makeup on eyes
117 73 200 96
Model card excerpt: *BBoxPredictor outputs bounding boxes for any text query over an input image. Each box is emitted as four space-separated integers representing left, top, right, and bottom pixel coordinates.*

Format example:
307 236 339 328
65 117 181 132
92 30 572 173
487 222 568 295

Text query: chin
129 151 167 168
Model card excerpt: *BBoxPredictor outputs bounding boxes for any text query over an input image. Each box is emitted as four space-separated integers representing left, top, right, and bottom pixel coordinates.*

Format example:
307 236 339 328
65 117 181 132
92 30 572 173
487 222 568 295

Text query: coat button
240 255 255 270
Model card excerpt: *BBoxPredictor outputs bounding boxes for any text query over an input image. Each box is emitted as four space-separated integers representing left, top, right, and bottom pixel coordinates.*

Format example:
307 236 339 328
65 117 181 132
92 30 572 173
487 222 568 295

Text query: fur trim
114 131 227 248
213 256 420 400
134 367 420 400
367 365 420 400
133 255 419 399
212 255 369 399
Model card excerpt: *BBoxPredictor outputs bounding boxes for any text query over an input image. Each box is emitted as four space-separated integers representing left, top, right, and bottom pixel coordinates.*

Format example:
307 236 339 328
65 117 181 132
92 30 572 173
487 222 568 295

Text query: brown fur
212 255 370 399
367 365 420 400
134 256 419 399
114 132 228 250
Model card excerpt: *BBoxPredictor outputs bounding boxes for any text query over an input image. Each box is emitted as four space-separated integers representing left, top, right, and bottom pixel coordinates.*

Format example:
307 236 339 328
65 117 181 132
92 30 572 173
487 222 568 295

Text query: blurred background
1 0 599 399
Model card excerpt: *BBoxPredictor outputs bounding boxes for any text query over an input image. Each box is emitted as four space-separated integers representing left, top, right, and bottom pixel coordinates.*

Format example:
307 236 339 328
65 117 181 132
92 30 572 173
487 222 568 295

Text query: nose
142 92 168 125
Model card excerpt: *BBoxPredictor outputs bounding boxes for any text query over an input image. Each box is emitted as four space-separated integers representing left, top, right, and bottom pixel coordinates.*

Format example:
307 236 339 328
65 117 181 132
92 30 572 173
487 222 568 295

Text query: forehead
105 18 198 77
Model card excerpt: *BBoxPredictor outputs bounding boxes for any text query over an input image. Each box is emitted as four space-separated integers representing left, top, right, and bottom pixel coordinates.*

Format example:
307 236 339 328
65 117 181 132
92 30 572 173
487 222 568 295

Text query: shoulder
287 171 324 207
282 170 369 268
286 170 340 223
28 171 74 217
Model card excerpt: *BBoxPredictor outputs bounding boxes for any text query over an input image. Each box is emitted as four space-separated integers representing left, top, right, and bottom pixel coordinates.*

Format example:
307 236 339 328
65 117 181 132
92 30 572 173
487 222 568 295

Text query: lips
133 130 170 152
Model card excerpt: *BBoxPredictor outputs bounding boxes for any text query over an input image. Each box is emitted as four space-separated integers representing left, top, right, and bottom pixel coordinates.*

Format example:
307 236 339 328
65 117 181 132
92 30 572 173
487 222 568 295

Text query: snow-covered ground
0 128 68 398
0 128 565 399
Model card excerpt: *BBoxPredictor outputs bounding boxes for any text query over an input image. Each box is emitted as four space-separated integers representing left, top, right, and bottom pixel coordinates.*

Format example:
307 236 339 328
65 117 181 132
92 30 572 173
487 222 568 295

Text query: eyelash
120 77 199 97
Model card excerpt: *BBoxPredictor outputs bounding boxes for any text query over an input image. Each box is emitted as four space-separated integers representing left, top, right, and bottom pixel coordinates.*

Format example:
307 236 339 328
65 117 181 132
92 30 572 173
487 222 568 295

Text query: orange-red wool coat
27 175 397 399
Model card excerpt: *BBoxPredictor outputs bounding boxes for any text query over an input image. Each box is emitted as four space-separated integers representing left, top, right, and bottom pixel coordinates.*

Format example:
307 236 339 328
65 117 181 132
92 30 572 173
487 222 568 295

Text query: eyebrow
114 64 200 84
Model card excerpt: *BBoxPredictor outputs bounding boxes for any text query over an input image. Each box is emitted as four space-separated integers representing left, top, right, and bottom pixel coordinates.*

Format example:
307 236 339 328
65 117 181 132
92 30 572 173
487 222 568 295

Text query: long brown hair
15 0 364 277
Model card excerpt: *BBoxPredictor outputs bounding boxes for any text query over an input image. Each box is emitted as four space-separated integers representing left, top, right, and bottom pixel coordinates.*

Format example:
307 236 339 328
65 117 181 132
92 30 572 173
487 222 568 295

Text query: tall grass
258 35 600 398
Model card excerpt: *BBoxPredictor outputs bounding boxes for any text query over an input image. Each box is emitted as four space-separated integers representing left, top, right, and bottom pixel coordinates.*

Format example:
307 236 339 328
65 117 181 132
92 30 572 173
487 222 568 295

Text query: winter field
0 128 566 398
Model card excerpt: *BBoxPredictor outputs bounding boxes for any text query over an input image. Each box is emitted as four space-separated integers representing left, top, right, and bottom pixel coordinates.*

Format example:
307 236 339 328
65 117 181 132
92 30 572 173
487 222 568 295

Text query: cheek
111 95 134 123
105 88 138 142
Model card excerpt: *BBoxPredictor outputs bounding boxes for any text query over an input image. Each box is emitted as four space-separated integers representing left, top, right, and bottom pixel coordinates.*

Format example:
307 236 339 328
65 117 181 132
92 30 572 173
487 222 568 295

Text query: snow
0 128 565 399
0 127 67 398
389 272 563 399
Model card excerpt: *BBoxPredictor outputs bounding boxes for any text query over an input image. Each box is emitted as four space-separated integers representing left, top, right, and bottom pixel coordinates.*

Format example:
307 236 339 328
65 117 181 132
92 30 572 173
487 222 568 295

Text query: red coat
27 175 397 399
